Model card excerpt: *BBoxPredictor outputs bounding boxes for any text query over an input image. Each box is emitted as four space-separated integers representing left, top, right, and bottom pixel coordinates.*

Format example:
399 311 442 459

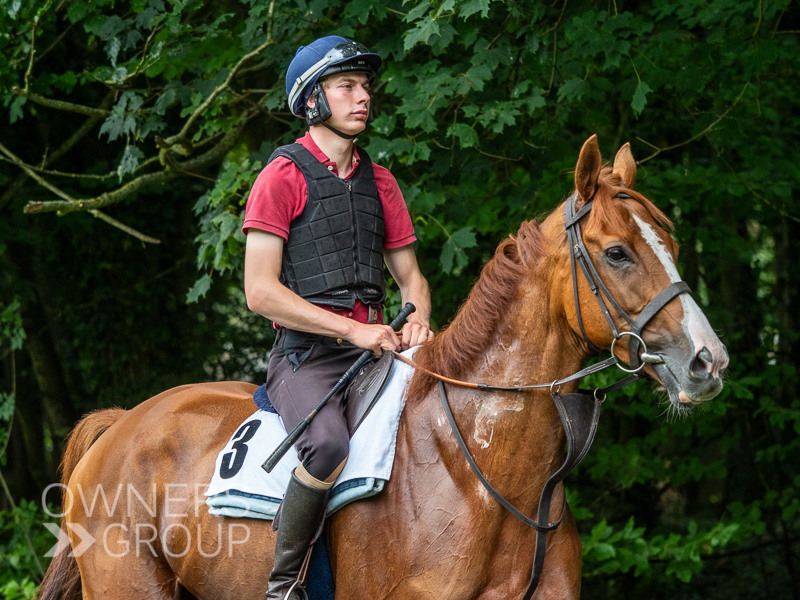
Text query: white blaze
632 214 727 378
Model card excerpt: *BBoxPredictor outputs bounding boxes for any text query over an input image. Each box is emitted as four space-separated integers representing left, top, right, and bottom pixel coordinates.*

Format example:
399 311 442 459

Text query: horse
39 135 728 600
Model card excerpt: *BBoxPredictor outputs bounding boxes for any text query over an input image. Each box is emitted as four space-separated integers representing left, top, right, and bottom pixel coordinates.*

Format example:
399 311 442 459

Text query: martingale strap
437 381 603 599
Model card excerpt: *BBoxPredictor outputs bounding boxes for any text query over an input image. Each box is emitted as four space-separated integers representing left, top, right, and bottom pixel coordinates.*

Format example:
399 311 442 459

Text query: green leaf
6 0 22 19
631 81 652 117
404 17 440 51
0 393 15 422
464 64 492 92
117 145 144 180
440 226 477 274
592 542 617 560
99 91 144 141
1 299 26 350
404 2 430 22
8 95 25 124
440 238 456 274
459 0 492 19
66 2 91 23
447 123 478 148
186 274 212 304
558 78 589 102
450 226 477 250
343 0 377 24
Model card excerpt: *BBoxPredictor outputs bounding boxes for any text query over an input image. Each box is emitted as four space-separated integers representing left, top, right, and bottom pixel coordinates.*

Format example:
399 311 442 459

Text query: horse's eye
606 247 629 263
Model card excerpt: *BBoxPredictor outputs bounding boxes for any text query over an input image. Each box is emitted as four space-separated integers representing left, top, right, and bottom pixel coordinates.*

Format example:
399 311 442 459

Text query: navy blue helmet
286 36 382 117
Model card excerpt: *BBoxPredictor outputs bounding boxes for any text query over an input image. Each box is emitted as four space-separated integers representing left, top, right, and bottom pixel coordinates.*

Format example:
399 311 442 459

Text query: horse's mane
405 166 672 403
405 219 547 402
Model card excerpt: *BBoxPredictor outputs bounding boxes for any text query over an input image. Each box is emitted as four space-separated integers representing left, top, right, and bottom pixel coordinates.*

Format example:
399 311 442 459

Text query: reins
393 191 694 599
392 351 641 398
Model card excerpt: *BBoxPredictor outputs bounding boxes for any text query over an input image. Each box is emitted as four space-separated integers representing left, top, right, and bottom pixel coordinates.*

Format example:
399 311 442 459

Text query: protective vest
269 143 386 310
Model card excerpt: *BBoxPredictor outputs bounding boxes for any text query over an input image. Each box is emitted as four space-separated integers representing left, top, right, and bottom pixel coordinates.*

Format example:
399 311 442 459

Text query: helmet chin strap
320 120 358 140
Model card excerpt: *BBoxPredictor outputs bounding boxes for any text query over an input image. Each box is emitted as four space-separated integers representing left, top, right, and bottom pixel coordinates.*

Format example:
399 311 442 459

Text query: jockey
242 35 434 600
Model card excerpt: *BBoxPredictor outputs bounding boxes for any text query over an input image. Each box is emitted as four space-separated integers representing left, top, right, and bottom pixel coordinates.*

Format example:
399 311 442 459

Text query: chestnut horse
40 136 728 600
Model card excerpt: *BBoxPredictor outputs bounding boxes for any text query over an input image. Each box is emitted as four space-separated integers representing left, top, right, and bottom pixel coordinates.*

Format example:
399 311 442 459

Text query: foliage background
0 0 798 597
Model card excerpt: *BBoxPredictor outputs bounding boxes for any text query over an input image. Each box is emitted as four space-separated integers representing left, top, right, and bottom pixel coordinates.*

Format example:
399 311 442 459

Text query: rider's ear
612 143 637 189
575 135 602 204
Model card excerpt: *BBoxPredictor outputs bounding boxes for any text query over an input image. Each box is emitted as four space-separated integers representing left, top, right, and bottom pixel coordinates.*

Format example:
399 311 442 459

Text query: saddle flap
343 351 395 437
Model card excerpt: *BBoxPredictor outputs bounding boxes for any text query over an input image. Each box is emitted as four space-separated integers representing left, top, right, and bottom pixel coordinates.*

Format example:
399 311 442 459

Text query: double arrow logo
43 523 95 557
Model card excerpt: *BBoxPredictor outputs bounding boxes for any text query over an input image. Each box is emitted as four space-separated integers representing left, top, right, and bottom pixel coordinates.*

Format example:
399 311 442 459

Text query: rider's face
309 73 371 135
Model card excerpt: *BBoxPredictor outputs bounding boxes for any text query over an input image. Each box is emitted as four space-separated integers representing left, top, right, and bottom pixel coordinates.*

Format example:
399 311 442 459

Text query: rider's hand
398 321 435 351
344 322 401 356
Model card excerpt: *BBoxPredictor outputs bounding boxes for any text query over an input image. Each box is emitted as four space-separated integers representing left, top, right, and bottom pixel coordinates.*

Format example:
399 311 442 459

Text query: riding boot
266 470 329 600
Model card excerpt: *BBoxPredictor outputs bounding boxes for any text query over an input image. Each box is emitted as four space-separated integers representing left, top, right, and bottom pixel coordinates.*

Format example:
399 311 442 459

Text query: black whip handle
261 302 416 473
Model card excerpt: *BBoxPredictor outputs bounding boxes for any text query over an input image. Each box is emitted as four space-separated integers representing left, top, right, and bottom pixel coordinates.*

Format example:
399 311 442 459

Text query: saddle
343 351 395 437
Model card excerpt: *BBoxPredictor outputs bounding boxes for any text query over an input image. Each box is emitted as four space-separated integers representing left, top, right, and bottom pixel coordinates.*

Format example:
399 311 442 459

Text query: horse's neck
428 280 586 508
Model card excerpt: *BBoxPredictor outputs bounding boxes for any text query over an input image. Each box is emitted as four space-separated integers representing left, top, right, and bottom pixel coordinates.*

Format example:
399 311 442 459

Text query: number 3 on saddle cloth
205 349 410 600
205 347 411 520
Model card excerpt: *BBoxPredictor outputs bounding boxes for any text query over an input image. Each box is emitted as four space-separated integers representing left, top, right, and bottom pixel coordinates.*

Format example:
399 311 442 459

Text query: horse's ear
575 135 602 204
613 142 636 188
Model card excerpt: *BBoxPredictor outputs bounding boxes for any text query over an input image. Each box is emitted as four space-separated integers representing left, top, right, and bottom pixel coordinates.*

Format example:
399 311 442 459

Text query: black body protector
268 143 386 311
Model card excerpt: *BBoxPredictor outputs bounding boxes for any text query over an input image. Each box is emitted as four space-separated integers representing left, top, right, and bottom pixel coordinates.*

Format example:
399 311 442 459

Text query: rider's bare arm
384 245 434 351
244 229 400 354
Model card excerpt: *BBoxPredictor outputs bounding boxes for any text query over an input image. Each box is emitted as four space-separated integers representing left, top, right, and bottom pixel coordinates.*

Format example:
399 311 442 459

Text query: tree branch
22 110 251 216
707 137 800 224
0 142 75 202
89 210 161 244
24 0 54 92
172 0 276 145
0 155 115 180
0 142 161 243
636 82 750 164
35 21 75 65
0 93 114 213
11 87 111 118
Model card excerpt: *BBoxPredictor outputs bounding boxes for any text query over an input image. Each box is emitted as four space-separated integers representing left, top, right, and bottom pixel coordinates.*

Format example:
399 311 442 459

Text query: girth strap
437 381 603 599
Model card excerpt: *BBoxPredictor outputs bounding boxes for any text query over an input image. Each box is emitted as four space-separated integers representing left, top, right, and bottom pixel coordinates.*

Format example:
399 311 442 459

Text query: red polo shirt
243 132 416 324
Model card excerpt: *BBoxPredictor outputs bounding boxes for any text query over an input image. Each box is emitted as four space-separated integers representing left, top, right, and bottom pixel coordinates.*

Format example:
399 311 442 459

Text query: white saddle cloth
205 347 417 519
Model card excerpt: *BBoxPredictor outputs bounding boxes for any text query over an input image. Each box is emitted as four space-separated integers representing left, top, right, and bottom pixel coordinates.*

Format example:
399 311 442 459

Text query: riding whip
261 302 416 473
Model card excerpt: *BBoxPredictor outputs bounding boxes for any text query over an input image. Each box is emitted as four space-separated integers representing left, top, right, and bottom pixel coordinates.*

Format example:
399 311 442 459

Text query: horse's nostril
691 347 713 378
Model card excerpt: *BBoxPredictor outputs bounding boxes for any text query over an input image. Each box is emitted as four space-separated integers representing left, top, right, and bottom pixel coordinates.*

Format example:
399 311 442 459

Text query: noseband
396 190 693 599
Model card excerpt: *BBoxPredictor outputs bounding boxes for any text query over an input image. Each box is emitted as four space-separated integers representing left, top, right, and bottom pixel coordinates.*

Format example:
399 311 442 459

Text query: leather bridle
565 191 690 372
394 190 693 599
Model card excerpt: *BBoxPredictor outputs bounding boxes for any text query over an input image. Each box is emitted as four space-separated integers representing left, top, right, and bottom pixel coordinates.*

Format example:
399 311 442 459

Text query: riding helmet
286 36 382 118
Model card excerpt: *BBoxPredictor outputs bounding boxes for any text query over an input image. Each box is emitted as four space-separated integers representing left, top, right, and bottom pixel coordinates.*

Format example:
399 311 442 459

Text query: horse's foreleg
533 507 582 600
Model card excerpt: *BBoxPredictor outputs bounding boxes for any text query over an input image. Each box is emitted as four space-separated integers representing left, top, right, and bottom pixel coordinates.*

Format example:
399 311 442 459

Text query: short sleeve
242 158 307 239
374 165 416 249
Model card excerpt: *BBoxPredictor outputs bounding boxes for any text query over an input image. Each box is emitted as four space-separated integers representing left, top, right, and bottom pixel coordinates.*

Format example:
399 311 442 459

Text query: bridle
565 191 690 373
394 190 692 599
